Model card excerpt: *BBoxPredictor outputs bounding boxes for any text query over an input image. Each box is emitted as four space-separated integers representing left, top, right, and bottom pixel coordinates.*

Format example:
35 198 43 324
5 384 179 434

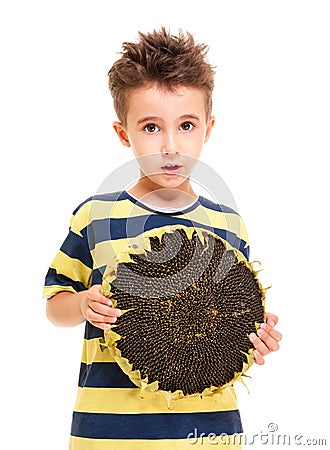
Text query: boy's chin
148 173 189 188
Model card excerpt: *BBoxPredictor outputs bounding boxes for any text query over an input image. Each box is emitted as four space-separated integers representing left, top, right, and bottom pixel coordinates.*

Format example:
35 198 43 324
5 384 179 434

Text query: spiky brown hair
108 28 215 126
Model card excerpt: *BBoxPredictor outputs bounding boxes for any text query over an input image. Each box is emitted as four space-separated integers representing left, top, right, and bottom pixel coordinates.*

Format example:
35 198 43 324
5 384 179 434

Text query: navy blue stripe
84 321 104 339
78 362 136 388
91 266 105 285
71 410 243 439
86 215 248 258
72 191 127 215
60 230 93 268
44 268 87 292
44 267 104 302
243 244 250 261
198 196 238 215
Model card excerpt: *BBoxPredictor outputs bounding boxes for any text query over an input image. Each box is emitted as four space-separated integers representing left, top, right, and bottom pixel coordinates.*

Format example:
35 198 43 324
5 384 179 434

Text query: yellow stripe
73 385 238 414
50 250 92 288
70 202 91 236
43 285 77 298
69 435 242 449
81 338 115 364
187 205 249 244
70 199 158 235
91 237 130 269
110 198 155 219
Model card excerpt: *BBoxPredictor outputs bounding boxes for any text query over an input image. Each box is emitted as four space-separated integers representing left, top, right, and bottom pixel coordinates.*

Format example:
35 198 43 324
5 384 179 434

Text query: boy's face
113 84 215 193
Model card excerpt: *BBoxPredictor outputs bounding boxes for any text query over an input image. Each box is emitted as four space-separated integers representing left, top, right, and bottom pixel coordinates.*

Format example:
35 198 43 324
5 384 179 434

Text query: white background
1 0 329 448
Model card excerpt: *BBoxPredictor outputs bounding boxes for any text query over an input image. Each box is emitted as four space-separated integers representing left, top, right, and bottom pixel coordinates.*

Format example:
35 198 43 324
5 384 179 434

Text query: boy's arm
46 285 122 330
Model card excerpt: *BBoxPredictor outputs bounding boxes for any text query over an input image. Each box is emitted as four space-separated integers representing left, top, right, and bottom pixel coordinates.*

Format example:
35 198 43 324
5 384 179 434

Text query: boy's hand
249 312 282 365
80 285 122 331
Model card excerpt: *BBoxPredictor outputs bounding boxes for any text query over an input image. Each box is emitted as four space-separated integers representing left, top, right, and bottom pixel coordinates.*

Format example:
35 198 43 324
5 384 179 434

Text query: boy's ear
113 121 131 147
204 116 215 143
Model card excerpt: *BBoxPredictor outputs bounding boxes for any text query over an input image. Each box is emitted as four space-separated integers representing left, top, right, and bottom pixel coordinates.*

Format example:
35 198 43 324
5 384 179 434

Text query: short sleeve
43 200 94 299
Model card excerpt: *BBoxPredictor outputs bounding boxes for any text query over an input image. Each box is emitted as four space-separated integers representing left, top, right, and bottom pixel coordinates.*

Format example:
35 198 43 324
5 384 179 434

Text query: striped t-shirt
44 190 249 449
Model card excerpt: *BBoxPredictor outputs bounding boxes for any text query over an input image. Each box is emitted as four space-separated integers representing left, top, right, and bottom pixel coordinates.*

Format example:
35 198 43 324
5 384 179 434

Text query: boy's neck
127 176 198 209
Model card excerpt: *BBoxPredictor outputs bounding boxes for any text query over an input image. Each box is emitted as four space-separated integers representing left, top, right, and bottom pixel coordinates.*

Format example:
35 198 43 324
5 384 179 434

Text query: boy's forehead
126 84 207 120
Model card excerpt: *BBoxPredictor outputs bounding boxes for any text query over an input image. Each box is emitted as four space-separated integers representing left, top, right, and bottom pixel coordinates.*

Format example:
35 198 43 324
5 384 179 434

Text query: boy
44 28 281 449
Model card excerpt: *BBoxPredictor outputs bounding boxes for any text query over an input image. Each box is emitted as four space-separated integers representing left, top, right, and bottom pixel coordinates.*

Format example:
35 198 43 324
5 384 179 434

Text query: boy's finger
249 333 269 356
87 310 119 324
253 349 265 365
256 327 280 352
260 323 282 342
265 312 278 328
90 301 122 317
88 286 112 306
89 320 113 331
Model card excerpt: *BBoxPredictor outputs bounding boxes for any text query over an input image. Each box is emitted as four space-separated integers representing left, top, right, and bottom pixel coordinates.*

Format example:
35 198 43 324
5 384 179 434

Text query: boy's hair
108 28 215 126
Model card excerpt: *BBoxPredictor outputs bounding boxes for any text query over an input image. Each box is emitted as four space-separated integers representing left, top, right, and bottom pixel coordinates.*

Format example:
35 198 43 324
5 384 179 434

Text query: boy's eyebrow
137 116 161 125
137 114 201 125
179 114 201 122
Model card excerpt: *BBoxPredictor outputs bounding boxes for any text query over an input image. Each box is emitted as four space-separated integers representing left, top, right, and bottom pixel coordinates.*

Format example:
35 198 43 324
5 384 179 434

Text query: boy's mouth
161 164 183 175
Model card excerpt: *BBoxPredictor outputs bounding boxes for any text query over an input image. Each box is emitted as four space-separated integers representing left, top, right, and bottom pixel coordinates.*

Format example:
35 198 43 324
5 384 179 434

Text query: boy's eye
180 121 194 131
144 123 159 133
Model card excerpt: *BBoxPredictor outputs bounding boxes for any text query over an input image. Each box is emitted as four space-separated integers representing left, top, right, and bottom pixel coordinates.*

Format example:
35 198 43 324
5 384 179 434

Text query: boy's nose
161 132 178 155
